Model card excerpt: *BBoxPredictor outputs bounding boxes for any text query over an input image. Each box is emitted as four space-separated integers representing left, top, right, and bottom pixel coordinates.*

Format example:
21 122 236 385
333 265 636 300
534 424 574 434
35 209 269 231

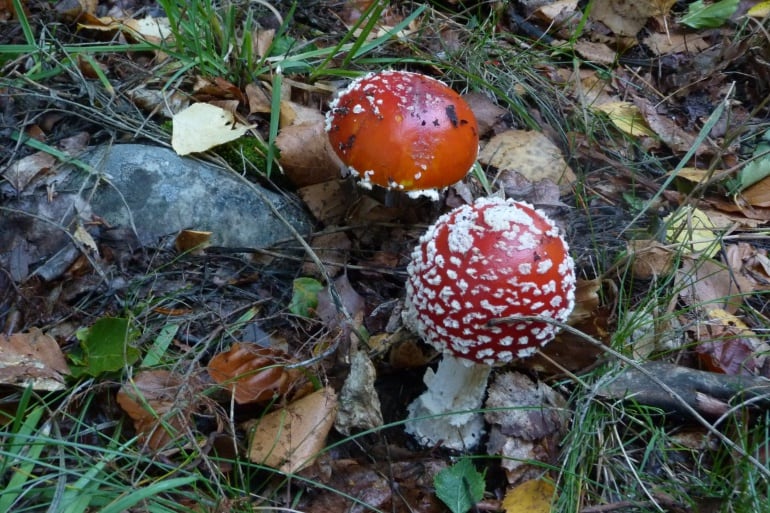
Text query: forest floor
2 1 770 512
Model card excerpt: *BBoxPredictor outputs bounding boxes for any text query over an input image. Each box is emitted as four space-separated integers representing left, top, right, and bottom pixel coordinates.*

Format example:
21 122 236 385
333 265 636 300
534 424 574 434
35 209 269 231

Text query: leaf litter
2 0 770 511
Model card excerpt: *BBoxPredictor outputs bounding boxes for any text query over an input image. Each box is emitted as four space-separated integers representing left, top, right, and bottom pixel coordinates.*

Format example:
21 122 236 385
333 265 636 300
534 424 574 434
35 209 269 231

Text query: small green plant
70 316 141 377
434 458 486 513
289 277 324 318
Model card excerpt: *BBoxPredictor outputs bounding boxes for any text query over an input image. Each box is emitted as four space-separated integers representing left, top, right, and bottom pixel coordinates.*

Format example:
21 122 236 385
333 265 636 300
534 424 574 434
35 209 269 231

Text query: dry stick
489 315 770 480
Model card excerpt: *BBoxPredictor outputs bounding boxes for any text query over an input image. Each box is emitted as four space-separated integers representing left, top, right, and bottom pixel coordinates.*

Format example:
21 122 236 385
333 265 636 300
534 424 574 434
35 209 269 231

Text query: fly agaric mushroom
325 70 478 197
403 196 576 450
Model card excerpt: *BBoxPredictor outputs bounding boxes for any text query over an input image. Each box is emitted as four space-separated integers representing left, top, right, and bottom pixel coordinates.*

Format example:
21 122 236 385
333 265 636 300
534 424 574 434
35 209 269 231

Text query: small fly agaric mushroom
403 196 576 450
325 70 478 197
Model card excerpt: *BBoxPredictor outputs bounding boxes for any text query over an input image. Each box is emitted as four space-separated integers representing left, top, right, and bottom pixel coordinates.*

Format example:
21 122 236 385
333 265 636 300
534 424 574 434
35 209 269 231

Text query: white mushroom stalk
403 197 576 450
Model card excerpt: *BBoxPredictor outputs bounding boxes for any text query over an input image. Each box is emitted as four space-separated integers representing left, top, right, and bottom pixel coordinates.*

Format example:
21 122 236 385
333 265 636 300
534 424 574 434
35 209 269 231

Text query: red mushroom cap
405 197 576 365
325 70 479 192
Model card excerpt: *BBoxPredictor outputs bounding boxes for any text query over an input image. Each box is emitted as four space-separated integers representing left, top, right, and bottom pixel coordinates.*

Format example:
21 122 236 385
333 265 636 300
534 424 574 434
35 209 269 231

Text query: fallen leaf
116 370 203 450
171 103 253 156
485 372 568 484
636 98 698 153
0 329 70 391
642 32 711 56
478 130 576 187
694 308 769 376
665 205 720 258
248 386 338 473
627 239 676 279
590 0 657 36
276 119 342 187
573 40 617 65
2 151 56 193
174 229 212 254
502 479 555 513
208 343 305 405
334 348 383 435
595 101 656 138
677 257 744 314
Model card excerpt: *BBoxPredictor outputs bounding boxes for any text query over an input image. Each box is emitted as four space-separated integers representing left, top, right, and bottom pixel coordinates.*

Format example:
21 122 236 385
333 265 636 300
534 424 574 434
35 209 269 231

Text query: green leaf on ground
681 0 739 29
72 317 140 376
731 129 770 193
434 459 486 513
289 277 324 318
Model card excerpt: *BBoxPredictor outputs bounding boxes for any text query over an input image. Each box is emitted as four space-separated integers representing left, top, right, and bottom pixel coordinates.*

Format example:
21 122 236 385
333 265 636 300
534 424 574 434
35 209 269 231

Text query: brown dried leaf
297 180 350 225
248 386 338 473
479 130 576 187
316 273 365 331
742 175 770 208
628 239 676 279
573 40 617 65
677 257 744 314
485 372 568 484
462 91 506 137
334 348 383 435
642 32 711 56
276 120 342 187
0 328 69 391
301 231 351 277
174 229 212 254
2 151 56 193
208 343 304 405
694 308 770 376
299 457 447 513
636 97 698 154
245 82 272 114
116 370 201 450
590 0 655 36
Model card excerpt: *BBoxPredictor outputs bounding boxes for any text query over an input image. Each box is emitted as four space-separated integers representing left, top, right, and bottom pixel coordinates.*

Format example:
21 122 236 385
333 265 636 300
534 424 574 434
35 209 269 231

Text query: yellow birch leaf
502 479 555 513
595 101 656 138
748 1 770 17
664 205 720 258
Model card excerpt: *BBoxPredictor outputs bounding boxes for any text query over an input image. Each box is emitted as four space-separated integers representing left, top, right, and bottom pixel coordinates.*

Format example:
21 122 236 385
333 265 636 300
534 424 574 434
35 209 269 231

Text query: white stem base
405 355 491 450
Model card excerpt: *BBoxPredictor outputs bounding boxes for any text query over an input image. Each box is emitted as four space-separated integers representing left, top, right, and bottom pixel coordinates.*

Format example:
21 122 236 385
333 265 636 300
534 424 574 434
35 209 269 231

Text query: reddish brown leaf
208 343 305 405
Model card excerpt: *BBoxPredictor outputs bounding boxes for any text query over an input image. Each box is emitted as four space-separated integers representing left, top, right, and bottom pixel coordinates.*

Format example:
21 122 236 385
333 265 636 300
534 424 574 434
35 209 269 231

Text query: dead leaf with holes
478 130 576 187
248 386 338 473
0 329 70 391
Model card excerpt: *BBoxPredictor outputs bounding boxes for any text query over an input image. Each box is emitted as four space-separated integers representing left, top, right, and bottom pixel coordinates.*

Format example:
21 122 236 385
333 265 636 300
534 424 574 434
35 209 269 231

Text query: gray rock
0 144 313 280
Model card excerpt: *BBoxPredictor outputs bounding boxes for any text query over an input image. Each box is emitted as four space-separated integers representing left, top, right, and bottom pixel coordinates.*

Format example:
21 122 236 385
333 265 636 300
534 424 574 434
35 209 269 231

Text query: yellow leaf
594 101 655 138
172 103 253 156
502 479 555 513
664 205 720 258
671 167 714 184
747 1 770 17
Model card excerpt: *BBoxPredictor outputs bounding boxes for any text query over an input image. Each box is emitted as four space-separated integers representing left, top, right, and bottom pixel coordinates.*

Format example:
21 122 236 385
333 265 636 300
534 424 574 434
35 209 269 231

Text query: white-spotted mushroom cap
325 70 478 192
404 197 576 365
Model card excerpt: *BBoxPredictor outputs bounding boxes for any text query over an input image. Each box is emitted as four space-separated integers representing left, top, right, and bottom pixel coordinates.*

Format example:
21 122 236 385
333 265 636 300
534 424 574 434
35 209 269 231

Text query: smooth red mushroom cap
325 70 479 192
405 197 576 365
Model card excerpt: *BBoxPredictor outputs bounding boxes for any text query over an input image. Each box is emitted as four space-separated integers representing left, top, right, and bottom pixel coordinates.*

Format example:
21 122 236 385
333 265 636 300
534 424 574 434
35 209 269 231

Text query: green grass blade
99 476 198 513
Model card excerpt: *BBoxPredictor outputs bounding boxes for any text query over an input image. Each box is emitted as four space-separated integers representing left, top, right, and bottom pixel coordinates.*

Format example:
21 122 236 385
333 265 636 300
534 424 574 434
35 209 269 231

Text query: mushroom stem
405 354 491 450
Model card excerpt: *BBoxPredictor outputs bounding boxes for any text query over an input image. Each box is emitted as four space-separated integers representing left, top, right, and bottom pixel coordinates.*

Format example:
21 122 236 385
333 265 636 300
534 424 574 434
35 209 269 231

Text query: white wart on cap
405 196 576 364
